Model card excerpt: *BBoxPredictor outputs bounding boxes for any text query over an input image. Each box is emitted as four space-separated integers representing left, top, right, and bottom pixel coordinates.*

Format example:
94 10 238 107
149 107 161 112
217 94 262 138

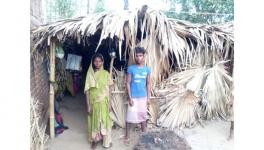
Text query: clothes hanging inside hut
54 98 69 135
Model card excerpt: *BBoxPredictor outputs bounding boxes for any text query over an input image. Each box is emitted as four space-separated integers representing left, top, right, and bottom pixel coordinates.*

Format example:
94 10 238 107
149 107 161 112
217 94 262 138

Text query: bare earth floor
45 94 233 150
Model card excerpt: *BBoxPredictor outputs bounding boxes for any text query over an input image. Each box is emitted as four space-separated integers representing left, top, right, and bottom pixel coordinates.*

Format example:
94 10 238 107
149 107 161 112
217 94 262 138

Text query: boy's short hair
135 47 145 54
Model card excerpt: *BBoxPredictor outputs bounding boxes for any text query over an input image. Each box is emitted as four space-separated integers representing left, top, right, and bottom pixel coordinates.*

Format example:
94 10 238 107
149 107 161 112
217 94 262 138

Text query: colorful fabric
126 97 148 123
54 99 68 135
127 65 151 98
84 63 113 146
73 72 82 94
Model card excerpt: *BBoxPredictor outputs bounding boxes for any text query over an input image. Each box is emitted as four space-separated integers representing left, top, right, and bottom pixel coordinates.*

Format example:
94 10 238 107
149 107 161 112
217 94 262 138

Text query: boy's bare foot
227 121 234 141
124 137 130 146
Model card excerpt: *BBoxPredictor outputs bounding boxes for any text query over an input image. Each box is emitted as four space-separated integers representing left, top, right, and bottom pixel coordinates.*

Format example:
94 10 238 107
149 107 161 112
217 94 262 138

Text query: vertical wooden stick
109 57 115 77
49 40 55 138
109 56 115 117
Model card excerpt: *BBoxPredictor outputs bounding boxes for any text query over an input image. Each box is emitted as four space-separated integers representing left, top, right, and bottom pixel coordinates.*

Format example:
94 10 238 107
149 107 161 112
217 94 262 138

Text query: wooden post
109 57 115 77
109 55 116 116
49 40 56 138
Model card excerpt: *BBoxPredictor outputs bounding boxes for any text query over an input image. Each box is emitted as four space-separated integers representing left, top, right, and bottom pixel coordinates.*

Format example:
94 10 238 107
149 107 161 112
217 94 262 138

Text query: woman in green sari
84 53 113 149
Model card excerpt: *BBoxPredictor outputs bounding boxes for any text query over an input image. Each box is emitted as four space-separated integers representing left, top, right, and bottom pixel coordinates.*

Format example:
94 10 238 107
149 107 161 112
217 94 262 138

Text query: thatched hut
31 6 234 138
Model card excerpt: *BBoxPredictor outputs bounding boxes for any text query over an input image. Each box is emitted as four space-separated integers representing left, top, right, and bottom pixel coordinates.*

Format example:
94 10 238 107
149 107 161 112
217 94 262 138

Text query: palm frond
199 61 233 120
157 90 201 129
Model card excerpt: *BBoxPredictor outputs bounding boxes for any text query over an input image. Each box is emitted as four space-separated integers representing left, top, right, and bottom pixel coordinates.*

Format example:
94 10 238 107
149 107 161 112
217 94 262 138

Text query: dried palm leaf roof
31 6 233 85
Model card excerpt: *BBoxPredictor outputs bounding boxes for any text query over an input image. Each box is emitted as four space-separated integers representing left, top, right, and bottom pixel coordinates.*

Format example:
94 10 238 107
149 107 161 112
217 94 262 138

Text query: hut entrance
52 33 127 137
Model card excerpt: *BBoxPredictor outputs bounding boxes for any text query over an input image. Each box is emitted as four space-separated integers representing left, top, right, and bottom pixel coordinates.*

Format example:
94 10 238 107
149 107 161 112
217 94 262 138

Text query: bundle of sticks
109 68 127 128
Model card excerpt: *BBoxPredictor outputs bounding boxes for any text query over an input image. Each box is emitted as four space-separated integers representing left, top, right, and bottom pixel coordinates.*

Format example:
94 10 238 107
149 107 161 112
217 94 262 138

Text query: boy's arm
126 73 133 106
146 74 151 102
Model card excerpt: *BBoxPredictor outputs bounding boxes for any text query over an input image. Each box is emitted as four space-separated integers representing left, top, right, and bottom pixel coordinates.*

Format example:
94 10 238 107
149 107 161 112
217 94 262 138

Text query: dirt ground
45 93 233 150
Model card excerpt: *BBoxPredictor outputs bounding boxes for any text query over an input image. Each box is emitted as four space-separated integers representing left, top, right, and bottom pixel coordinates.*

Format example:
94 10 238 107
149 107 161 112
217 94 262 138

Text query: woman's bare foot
91 142 97 149
103 142 113 149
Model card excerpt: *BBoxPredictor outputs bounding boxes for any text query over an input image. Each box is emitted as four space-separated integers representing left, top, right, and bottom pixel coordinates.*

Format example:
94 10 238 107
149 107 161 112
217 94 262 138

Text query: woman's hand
87 105 92 115
85 91 92 115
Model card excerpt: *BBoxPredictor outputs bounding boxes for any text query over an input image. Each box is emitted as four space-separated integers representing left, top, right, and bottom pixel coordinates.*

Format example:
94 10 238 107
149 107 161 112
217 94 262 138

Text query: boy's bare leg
141 121 147 132
124 122 130 145
125 122 130 139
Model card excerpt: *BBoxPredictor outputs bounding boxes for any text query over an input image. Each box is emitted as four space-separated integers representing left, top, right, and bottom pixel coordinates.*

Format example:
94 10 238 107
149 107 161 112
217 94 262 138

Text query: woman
84 53 113 149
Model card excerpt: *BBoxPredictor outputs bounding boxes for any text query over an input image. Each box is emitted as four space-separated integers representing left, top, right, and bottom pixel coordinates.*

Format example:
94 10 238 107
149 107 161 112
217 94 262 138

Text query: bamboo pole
49 40 56 138
109 57 115 77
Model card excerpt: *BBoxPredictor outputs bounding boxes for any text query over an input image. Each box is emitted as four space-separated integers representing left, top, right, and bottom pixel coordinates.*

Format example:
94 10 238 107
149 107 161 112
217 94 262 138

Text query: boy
124 47 151 145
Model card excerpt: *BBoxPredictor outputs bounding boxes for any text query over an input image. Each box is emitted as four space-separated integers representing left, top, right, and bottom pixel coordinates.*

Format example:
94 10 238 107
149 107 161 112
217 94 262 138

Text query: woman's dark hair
92 53 104 69
135 47 145 54
92 53 104 62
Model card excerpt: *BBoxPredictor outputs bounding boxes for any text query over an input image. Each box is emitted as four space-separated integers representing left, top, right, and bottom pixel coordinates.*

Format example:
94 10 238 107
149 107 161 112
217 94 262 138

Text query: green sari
84 64 113 147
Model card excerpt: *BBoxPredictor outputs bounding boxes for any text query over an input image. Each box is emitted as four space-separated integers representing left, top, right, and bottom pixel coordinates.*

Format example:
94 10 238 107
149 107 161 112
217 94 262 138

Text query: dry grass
30 98 49 150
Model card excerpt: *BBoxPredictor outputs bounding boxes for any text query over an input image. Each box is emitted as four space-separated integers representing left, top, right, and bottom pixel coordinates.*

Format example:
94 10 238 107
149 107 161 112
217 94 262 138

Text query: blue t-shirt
127 65 151 98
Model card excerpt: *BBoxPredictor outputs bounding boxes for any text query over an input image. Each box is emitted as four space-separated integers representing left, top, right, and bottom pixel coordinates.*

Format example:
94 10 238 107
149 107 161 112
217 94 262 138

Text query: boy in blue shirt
124 47 151 145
